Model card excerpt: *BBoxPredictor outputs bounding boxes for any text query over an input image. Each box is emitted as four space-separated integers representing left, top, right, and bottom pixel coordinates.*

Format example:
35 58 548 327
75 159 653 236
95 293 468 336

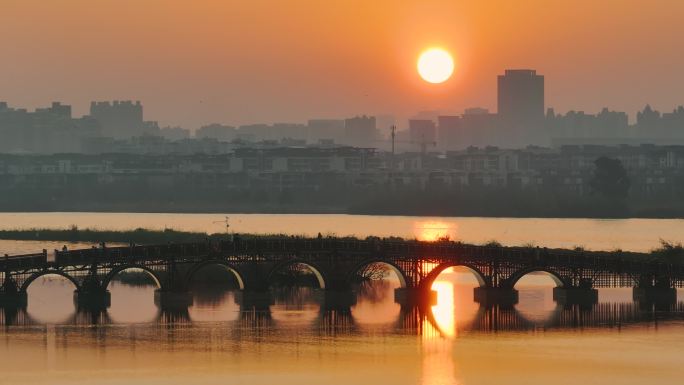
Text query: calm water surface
1 212 684 251
0 214 683 384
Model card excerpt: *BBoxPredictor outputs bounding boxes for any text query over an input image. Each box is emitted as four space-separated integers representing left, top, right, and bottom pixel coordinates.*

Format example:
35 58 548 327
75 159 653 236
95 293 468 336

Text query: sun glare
430 280 456 337
417 48 454 84
415 221 453 241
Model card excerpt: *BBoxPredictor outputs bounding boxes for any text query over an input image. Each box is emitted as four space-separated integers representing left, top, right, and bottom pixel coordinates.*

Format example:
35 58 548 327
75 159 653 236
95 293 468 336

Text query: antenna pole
390 125 396 170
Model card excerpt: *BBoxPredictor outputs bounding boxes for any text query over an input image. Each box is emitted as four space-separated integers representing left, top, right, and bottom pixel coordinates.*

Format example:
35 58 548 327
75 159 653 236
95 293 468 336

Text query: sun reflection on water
421 275 459 385
415 221 456 241
430 280 456 338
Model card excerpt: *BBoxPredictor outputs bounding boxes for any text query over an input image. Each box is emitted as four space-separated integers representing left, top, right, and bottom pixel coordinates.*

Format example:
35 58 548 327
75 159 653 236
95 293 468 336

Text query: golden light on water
430 280 456 337
415 221 455 241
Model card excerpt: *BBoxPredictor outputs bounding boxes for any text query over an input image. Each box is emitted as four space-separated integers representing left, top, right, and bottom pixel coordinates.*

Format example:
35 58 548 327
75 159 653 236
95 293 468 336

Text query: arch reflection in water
188 289 241 322
350 262 404 327
26 274 77 324
427 266 483 338
351 280 402 326
107 268 160 323
186 263 243 322
2 296 684 334
514 272 563 324
270 287 320 326
267 261 324 325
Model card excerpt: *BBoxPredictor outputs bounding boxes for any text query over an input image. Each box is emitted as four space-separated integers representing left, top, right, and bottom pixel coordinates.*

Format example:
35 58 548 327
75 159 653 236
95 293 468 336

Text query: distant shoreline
0 227 682 264
0 227 404 245
0 228 212 245
0 206 682 219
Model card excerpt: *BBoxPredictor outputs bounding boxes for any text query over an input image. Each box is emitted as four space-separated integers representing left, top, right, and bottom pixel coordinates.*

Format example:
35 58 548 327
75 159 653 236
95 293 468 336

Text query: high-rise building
307 119 345 143
344 115 377 147
89 100 150 139
408 119 437 144
460 108 499 148
497 69 544 122
437 115 461 150
0 102 99 153
497 69 545 146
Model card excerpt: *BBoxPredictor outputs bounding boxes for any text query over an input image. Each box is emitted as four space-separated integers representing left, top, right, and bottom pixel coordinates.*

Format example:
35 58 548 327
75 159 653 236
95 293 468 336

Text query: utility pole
390 125 396 156
390 125 396 170
213 216 230 233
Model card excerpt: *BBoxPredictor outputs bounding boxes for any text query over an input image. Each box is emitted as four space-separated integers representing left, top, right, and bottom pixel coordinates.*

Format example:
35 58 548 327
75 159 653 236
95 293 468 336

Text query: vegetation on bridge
0 226 214 244
0 226 405 245
0 226 682 265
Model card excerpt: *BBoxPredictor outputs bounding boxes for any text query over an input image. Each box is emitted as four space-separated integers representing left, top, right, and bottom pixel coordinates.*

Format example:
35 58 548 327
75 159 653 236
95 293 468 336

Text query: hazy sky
1 0 683 128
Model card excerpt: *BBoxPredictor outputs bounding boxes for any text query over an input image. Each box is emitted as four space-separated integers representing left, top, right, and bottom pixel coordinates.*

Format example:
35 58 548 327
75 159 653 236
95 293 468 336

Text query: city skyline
4 65 684 156
2 1 684 128
2 70 684 133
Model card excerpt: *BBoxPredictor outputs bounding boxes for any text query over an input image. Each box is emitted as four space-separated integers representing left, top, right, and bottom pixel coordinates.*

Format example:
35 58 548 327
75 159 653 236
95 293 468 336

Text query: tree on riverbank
590 157 631 199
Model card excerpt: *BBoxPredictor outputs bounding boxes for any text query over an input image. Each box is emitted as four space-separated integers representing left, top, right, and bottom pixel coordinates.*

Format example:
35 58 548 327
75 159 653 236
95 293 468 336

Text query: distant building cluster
547 105 684 146
0 100 190 154
2 70 684 156
1 144 682 198
0 102 100 154
194 115 379 149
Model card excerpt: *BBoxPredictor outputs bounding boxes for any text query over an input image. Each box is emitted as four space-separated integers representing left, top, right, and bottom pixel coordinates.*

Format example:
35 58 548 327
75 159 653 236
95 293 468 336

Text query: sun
417 48 454 84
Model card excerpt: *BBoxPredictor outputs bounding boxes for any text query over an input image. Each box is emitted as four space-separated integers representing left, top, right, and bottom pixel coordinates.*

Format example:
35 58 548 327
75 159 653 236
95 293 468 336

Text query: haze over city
3 0 684 127
1 2 684 385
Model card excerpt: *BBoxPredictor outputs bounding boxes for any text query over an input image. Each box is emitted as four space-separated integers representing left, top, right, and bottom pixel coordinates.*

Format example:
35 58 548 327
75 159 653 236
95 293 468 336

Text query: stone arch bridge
1 237 682 309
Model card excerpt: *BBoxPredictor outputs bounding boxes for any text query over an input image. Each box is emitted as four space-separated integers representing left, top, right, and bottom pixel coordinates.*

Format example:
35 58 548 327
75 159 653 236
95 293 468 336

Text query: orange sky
1 0 683 128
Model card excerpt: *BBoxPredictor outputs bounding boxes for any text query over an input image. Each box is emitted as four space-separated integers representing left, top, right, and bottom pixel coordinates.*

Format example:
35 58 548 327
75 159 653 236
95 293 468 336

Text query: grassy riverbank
0 227 213 244
0 227 371 244
0 227 682 262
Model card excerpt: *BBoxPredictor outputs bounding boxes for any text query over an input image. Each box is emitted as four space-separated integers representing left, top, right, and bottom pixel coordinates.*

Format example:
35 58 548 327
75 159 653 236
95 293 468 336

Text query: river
0 212 682 385
1 212 683 251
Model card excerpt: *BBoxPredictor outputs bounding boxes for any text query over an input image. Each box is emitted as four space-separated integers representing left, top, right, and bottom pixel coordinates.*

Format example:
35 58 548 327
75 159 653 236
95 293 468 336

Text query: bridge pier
0 291 27 307
234 291 273 310
74 290 111 310
552 287 598 307
316 290 357 310
159 308 192 323
154 290 193 310
394 288 437 307
474 287 519 307
633 287 677 306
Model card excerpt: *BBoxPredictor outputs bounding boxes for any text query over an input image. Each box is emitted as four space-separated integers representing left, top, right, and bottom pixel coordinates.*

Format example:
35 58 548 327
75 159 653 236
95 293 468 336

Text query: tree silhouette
589 157 630 199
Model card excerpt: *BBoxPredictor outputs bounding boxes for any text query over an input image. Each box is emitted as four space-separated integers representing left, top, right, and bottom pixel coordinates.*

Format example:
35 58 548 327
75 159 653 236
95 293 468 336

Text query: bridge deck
1 237 682 299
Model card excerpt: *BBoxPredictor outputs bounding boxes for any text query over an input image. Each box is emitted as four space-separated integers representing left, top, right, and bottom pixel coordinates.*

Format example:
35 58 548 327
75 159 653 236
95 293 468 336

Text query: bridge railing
0 251 48 270
53 242 214 266
2 236 681 285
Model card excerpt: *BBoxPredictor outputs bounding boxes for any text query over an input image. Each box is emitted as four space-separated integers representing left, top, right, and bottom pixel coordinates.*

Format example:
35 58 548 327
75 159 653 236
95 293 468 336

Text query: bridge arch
20 270 81 292
185 261 245 290
420 263 488 290
267 260 327 289
102 265 163 290
347 259 409 288
505 267 568 289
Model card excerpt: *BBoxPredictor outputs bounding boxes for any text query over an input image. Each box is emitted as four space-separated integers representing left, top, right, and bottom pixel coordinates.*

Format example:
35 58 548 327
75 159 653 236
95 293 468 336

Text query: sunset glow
417 48 454 84
430 280 456 337
415 221 454 241
1 1 682 384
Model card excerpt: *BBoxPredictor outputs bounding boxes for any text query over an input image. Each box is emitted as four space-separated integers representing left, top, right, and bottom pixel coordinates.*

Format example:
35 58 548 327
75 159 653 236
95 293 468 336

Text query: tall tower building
497 69 544 122
497 69 545 146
